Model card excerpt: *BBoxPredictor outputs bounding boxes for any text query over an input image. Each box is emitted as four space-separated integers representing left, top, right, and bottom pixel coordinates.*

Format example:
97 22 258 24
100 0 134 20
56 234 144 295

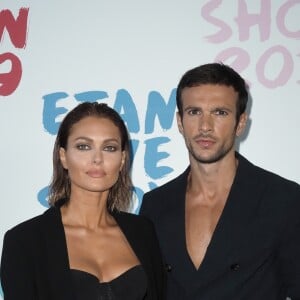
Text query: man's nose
199 113 213 132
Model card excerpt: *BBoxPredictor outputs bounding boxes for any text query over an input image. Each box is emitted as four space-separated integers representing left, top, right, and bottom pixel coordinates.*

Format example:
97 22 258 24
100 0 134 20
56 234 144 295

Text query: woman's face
59 116 125 197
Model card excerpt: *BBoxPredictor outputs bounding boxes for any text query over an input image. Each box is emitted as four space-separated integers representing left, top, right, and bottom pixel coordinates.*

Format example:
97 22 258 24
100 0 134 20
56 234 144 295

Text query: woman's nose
93 150 103 164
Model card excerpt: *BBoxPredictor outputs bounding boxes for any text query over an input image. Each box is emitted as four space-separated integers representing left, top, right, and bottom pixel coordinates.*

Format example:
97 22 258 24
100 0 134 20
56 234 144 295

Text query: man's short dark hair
176 63 248 121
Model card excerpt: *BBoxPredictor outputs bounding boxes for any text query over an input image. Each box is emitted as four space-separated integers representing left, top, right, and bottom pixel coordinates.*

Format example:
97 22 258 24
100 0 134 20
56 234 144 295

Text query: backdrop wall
1 1 299 297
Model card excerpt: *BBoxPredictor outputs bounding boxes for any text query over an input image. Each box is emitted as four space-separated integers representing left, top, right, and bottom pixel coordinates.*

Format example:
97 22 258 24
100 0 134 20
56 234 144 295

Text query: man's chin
191 151 228 164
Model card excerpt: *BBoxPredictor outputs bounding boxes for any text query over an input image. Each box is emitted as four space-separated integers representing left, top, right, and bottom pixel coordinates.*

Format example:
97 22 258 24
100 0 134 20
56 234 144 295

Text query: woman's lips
86 170 106 178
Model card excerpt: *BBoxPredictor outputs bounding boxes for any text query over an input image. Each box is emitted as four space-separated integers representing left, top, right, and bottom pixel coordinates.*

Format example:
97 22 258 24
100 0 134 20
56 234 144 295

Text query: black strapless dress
70 265 147 300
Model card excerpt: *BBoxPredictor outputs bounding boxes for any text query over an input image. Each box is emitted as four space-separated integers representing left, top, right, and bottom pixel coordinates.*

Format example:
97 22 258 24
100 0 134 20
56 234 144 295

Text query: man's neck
188 153 238 202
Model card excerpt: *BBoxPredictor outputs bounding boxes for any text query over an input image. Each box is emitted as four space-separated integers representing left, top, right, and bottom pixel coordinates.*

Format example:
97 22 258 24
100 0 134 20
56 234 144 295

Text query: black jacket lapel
39 207 75 300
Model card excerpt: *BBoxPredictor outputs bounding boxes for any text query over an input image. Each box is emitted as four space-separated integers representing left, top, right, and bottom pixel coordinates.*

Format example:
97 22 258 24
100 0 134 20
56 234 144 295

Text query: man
140 63 300 299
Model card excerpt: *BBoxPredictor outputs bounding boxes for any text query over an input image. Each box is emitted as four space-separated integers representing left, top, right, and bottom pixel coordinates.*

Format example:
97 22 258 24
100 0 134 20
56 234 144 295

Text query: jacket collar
165 152 265 290
39 206 75 300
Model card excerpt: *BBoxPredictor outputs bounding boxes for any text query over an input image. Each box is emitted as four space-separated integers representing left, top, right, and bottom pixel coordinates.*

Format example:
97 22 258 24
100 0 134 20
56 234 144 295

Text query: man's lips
195 137 216 148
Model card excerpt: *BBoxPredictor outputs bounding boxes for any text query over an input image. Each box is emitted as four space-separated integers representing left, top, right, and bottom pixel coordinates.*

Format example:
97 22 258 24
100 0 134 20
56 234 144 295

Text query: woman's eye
104 145 118 152
76 144 90 150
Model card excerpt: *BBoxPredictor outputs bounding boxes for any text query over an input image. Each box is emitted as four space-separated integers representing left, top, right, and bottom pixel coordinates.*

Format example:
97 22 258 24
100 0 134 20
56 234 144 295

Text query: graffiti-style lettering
236 0 271 41
0 8 29 48
201 0 232 43
144 137 173 179
114 89 140 133
145 89 176 134
0 8 29 97
277 0 300 38
202 0 298 88
256 45 293 88
37 186 50 208
214 47 251 74
40 88 177 208
75 90 108 102
0 52 22 96
43 92 69 134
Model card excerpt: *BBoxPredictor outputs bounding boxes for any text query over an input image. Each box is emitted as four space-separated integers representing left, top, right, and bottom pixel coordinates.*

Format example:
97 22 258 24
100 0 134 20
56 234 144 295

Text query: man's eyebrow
212 106 233 112
184 106 202 111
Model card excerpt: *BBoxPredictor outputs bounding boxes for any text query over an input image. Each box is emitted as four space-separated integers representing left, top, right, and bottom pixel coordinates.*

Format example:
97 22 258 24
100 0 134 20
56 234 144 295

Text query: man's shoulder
240 153 300 196
260 166 298 185
259 166 300 198
247 157 299 188
140 167 189 217
144 167 189 197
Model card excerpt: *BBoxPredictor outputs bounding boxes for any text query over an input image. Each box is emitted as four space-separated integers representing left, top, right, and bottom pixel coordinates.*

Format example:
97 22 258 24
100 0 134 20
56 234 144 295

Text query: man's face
177 84 247 164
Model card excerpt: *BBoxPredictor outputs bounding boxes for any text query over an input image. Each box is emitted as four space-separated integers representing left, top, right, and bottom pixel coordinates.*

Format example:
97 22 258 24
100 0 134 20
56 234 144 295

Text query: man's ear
59 147 68 169
176 112 183 134
236 113 247 137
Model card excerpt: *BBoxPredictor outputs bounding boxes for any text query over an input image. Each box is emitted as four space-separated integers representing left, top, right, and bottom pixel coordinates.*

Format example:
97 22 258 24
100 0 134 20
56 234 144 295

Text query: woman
1 102 165 300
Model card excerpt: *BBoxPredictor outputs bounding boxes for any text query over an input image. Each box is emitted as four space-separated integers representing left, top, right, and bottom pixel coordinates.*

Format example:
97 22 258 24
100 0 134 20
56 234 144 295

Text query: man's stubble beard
186 136 235 164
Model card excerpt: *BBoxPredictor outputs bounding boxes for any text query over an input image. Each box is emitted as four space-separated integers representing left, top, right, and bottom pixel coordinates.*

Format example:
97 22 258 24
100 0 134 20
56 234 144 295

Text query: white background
0 1 299 297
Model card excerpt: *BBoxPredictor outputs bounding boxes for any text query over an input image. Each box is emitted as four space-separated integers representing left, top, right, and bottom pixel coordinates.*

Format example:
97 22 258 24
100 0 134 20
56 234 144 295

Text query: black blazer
1 205 166 300
140 153 300 300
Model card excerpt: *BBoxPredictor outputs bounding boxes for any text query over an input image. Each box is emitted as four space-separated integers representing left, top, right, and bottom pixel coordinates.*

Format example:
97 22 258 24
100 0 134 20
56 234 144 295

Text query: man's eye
188 109 200 115
215 110 228 116
76 144 90 150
